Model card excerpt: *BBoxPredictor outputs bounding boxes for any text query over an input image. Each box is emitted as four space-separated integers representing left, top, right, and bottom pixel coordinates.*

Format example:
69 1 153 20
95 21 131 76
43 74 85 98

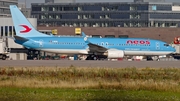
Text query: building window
105 35 115 38
152 5 157 11
119 35 128 38
92 35 101 38
9 26 12 36
5 26 8 36
13 26 16 36
0 26 3 36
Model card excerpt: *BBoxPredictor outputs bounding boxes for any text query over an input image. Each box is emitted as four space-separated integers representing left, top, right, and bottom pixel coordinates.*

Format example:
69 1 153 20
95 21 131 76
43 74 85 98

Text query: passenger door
39 39 43 47
156 42 160 50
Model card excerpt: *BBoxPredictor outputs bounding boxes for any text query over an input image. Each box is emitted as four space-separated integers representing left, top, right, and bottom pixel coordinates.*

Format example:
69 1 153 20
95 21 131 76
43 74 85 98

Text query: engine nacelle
103 49 124 58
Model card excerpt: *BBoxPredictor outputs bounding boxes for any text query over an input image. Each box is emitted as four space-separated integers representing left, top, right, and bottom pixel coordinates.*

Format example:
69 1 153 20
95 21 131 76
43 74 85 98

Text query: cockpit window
164 44 169 46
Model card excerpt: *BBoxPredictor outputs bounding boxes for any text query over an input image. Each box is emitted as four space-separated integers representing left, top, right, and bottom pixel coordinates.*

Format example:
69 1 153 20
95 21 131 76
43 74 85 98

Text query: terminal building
33 0 180 44
0 0 18 17
0 0 38 60
32 0 180 28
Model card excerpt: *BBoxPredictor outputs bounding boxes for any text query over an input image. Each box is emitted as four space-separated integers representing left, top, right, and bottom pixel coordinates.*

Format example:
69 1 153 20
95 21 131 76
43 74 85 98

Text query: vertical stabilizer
10 5 49 37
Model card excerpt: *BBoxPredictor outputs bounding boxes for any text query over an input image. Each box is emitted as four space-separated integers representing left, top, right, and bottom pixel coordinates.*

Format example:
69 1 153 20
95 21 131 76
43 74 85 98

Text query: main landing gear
86 54 98 60
146 56 160 61
156 58 160 61
86 54 107 60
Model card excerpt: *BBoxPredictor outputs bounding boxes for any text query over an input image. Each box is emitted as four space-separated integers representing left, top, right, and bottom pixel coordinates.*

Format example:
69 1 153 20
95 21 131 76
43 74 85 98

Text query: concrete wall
8 53 27 60
8 38 23 48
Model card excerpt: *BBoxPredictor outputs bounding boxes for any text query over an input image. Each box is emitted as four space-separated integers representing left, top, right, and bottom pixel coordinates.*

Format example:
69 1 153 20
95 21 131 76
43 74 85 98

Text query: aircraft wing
87 42 107 52
82 32 107 52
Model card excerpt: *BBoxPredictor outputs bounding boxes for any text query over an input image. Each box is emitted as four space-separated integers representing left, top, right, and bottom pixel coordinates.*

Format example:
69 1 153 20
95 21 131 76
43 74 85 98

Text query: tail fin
10 5 49 37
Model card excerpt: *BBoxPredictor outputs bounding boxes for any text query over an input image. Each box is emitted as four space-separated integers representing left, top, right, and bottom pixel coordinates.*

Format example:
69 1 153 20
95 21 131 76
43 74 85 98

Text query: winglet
81 32 89 43
81 32 86 37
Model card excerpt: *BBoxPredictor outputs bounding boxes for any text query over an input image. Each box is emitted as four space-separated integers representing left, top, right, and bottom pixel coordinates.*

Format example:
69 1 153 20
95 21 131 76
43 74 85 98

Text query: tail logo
19 25 32 33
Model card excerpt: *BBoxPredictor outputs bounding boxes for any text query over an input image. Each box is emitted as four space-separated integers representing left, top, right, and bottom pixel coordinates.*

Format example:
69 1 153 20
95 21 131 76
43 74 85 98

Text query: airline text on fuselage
126 40 150 44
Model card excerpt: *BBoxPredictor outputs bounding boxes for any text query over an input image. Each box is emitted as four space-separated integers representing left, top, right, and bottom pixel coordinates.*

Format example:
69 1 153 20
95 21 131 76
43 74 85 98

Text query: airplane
10 5 175 61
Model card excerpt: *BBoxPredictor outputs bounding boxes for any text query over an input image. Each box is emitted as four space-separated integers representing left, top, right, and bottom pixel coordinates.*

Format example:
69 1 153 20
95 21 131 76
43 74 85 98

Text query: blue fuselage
15 36 175 56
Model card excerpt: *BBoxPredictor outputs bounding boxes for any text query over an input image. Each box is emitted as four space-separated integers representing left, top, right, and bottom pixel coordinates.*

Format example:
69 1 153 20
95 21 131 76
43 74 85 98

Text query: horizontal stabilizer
14 36 29 41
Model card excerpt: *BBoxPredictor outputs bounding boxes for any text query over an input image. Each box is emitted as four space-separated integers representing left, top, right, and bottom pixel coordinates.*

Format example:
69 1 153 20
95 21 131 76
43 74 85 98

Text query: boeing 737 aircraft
10 5 175 60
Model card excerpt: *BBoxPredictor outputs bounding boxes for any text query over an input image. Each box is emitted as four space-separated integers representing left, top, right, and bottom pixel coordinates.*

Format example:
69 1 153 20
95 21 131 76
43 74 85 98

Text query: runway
0 60 179 68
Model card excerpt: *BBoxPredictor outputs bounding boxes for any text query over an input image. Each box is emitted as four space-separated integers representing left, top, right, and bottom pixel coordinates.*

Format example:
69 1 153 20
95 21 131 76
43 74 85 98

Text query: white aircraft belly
38 49 172 56
39 49 88 54
124 51 172 56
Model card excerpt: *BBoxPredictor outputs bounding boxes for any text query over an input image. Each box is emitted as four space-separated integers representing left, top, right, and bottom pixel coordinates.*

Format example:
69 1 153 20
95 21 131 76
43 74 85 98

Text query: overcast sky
18 0 180 8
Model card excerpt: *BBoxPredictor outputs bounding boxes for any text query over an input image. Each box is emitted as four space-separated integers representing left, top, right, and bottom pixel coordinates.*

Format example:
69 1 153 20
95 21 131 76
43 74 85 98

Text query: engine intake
103 49 124 58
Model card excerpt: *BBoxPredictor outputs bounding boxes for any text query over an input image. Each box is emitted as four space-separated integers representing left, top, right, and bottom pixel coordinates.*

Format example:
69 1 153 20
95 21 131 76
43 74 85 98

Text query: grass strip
0 87 180 101
1 66 180 100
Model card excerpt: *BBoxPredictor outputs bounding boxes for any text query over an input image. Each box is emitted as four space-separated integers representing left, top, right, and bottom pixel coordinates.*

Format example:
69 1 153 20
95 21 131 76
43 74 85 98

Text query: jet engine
103 49 124 58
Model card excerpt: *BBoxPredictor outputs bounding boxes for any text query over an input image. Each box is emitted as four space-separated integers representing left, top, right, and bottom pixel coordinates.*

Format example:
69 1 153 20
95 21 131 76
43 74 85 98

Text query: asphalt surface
0 60 179 68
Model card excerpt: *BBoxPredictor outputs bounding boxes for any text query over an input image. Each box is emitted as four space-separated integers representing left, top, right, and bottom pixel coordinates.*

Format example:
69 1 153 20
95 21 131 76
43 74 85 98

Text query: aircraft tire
2 55 6 60
156 58 160 61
